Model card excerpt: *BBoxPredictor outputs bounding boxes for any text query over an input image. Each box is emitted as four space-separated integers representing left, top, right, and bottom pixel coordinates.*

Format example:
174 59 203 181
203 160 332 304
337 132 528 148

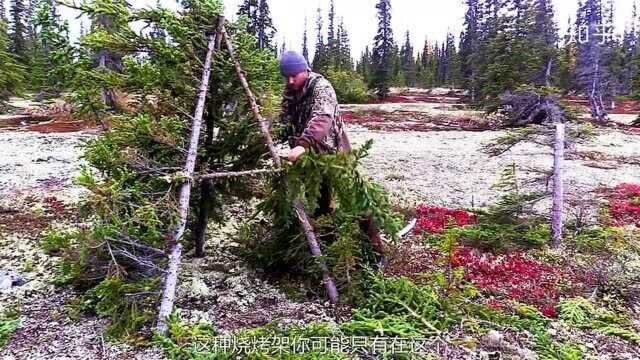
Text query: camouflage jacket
280 72 351 154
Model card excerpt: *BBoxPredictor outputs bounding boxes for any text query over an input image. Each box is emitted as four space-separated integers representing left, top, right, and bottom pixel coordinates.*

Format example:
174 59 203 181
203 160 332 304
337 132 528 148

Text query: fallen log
156 32 219 335
499 90 567 127
222 26 339 304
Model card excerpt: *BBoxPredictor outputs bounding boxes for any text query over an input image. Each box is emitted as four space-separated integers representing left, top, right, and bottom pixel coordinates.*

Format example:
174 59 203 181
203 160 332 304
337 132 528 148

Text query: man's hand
287 145 306 162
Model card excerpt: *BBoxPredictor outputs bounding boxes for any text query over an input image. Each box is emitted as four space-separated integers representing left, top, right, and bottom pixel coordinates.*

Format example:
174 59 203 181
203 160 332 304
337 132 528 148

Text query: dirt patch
562 95 640 116
0 102 97 133
612 99 640 115
385 240 442 282
567 150 640 169
0 114 52 129
0 195 78 237
27 120 94 133
342 110 496 132
369 94 466 104
212 298 352 333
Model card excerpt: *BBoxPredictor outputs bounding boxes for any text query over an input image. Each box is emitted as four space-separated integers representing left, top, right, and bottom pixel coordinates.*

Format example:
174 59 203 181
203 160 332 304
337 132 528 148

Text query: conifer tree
530 0 559 87
9 0 27 60
312 6 329 72
460 0 480 99
400 30 415 86
371 0 394 98
149 0 166 42
327 0 336 63
443 32 460 86
80 19 86 37
419 39 436 87
237 0 275 51
32 0 72 96
0 0 6 22
558 16 577 91
576 0 612 121
357 46 371 80
302 16 309 63
624 1 640 95
25 0 35 45
237 0 258 36
0 18 25 100
256 0 275 50
336 19 352 70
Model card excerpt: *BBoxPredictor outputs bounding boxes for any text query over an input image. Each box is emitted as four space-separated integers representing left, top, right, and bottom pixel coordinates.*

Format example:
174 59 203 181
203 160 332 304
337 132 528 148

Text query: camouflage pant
313 179 384 255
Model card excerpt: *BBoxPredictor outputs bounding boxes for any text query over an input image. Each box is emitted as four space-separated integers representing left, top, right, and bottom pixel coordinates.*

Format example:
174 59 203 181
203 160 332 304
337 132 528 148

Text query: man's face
285 71 309 91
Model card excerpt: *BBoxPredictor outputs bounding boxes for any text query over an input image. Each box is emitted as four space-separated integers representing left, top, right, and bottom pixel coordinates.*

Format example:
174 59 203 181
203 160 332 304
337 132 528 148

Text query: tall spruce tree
357 46 371 81
327 0 336 64
558 15 578 91
32 0 72 96
530 0 559 87
80 20 86 37
460 0 480 100
237 0 259 36
623 1 640 95
90 0 128 109
9 0 27 60
576 0 612 122
0 0 6 22
371 0 394 98
302 16 309 63
336 19 353 70
25 0 35 46
0 17 26 100
149 0 167 43
419 39 436 87
400 30 416 86
237 0 275 51
443 32 460 86
256 0 275 50
312 6 329 71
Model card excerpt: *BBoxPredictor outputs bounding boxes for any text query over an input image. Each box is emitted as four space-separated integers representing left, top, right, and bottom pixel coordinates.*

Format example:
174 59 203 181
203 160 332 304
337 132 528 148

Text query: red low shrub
608 183 640 227
414 205 477 234
451 247 592 316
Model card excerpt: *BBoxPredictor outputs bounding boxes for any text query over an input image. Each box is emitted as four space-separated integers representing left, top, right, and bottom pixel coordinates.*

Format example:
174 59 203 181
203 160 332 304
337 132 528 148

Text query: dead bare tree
156 31 219 335
221 26 339 304
551 122 565 248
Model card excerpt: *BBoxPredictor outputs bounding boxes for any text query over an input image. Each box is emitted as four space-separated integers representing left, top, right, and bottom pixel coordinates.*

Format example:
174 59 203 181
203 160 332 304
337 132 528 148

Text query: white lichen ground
0 131 93 201
0 130 166 360
348 124 640 215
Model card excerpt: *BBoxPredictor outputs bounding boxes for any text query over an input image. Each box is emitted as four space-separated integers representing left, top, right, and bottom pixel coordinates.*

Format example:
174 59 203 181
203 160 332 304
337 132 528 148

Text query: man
279 51 350 160
278 51 385 263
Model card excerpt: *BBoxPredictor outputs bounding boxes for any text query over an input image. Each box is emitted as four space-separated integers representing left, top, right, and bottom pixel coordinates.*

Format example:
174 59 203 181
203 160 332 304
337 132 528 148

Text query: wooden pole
156 32 218 335
222 26 339 304
194 16 226 259
551 122 565 249
198 168 282 181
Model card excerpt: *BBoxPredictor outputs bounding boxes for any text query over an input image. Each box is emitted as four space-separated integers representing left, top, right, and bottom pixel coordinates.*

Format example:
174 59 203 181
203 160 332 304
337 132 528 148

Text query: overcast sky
4 0 638 60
